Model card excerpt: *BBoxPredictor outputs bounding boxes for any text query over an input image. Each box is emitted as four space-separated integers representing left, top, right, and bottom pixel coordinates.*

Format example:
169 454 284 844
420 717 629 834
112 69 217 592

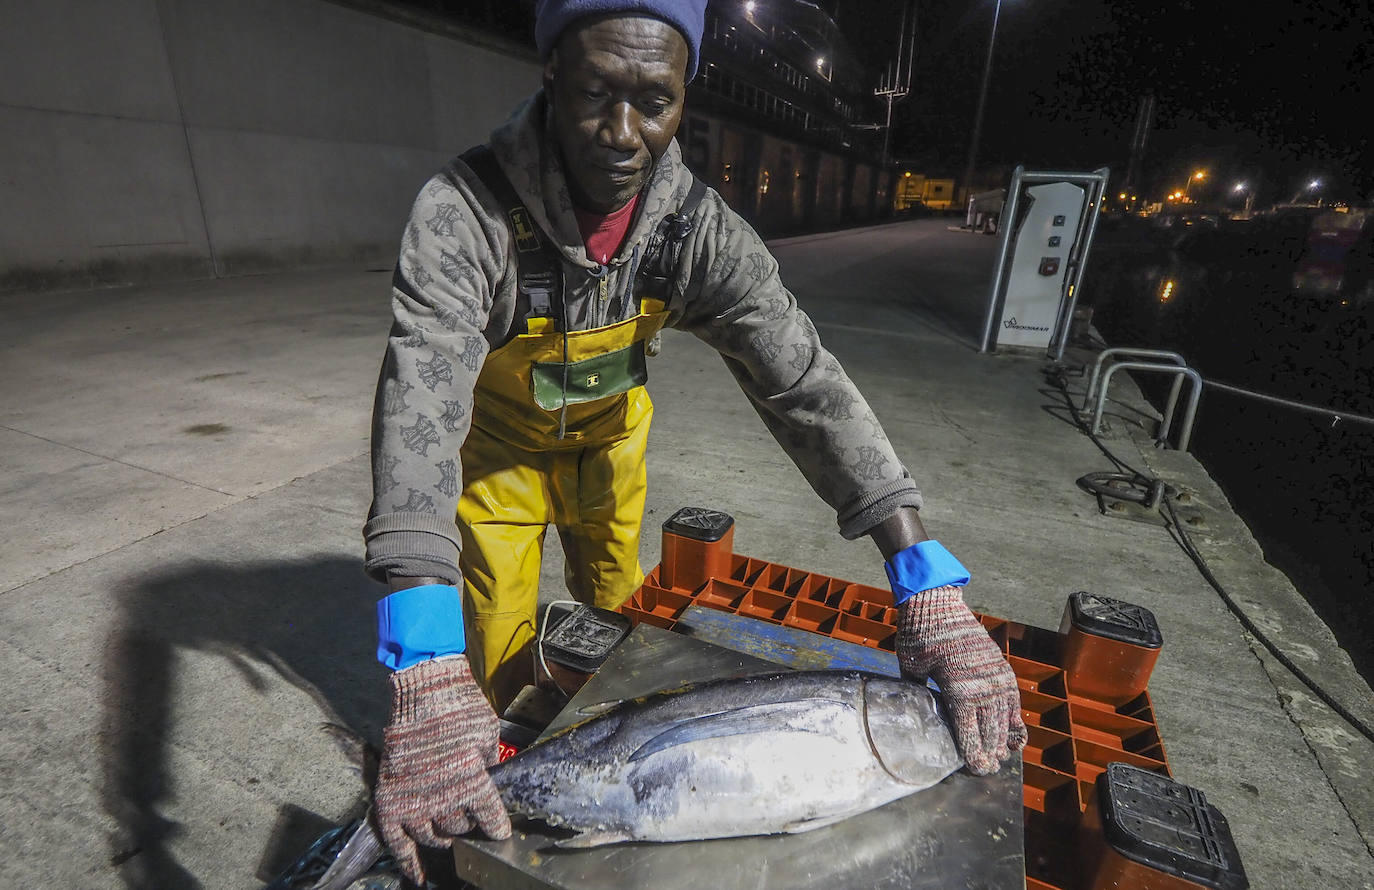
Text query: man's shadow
101 555 386 888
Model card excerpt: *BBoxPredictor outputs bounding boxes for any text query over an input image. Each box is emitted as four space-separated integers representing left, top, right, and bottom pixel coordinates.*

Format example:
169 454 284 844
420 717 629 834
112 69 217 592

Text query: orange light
1159 280 1176 303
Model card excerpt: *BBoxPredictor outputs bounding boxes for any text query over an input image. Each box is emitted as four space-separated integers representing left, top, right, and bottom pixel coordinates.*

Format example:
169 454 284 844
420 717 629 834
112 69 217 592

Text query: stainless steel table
455 622 1025 889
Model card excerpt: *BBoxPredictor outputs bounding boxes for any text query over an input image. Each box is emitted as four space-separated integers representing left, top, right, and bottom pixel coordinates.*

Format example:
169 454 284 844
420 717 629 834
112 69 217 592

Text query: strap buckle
520 270 556 317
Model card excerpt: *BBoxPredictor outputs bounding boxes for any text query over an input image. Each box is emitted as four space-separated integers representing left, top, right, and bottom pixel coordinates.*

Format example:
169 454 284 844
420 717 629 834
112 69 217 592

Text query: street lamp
1290 178 1322 205
1183 169 1206 202
960 0 1004 204
1232 182 1254 218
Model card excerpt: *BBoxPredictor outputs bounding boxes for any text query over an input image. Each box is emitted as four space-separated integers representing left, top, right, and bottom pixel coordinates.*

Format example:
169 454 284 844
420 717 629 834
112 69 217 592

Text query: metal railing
1085 348 1202 451
1083 346 1374 453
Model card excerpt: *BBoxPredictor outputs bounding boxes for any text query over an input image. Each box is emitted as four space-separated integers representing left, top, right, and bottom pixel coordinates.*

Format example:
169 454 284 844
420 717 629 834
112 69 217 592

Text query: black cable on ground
1158 495 1374 744
1046 362 1374 746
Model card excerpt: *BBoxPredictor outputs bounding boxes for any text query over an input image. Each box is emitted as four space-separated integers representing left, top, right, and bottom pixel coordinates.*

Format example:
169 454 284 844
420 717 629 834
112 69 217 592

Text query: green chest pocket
531 343 648 411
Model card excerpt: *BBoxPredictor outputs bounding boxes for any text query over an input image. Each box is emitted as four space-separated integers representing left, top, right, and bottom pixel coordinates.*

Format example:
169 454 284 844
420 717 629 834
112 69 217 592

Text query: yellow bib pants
458 305 668 709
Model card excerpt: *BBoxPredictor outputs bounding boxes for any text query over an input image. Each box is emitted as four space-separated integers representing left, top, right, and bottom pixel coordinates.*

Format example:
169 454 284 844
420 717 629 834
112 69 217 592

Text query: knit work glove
374 656 512 886
896 585 1028 775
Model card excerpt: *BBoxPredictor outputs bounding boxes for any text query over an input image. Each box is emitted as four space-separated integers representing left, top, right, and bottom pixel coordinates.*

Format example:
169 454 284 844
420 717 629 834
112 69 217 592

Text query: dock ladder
1082 348 1202 451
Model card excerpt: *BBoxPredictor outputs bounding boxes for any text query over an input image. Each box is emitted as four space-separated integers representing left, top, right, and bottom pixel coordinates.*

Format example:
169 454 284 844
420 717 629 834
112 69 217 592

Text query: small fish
268 811 390 890
488 670 963 846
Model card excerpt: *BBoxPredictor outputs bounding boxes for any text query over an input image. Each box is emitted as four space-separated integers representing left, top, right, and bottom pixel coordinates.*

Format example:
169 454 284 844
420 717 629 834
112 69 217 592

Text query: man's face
547 15 688 213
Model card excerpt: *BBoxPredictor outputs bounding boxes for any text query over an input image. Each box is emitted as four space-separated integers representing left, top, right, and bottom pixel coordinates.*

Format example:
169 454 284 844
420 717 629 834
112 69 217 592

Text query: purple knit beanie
535 0 707 81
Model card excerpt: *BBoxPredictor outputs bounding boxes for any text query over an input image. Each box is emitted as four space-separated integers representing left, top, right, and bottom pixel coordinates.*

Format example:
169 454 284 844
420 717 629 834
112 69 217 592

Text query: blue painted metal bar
674 605 902 678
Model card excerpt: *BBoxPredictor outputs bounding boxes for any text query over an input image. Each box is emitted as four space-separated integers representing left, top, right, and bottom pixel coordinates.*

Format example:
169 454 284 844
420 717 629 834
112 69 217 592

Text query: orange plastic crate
620 512 1183 890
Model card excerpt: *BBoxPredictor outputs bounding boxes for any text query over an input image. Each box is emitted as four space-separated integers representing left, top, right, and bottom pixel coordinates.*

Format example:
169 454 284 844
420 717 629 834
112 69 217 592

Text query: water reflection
1084 213 1374 681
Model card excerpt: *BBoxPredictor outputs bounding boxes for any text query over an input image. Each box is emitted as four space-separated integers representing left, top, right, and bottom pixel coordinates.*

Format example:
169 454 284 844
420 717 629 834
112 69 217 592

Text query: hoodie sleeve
671 190 923 539
363 167 507 584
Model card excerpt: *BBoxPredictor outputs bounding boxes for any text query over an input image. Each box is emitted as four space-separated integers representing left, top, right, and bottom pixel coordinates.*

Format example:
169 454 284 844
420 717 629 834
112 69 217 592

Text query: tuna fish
304 670 962 887
488 670 963 847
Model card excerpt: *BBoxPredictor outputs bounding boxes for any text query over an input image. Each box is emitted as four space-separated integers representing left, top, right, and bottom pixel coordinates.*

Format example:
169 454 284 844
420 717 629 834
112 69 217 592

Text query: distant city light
1233 182 1247 192
1159 280 1176 303
1308 179 1321 190
744 0 756 12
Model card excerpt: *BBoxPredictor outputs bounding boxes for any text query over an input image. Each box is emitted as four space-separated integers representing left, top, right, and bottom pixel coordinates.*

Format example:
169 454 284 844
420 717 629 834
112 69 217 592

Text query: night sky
830 0 1373 203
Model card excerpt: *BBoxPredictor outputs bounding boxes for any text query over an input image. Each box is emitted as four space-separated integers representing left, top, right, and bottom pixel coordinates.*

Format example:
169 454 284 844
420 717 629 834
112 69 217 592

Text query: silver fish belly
488 671 963 847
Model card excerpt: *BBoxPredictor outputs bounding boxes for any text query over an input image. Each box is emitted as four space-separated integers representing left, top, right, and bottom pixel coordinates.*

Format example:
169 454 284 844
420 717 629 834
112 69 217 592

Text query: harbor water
1083 213 1373 682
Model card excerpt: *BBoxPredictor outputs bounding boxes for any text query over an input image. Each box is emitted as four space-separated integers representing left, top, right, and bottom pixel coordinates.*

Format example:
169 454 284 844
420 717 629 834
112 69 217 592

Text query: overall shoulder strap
638 174 709 307
459 145 561 319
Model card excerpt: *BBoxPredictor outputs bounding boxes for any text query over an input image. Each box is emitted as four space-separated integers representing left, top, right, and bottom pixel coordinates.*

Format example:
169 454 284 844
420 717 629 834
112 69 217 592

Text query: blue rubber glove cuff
376 583 467 671
884 540 971 606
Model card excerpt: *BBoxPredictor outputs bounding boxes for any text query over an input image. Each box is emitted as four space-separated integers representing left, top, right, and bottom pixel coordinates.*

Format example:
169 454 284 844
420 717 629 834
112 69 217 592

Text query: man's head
535 0 706 213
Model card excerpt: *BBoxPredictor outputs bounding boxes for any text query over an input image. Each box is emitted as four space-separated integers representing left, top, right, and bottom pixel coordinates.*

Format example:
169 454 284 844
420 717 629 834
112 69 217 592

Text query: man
363 0 1027 882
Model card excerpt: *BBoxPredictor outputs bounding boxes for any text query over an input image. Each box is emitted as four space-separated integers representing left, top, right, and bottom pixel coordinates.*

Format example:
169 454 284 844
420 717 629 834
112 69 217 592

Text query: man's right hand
373 655 512 886
894 585 1026 775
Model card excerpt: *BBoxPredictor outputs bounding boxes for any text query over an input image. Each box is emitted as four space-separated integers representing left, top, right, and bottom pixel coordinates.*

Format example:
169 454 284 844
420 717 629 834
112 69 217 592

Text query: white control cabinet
997 181 1085 349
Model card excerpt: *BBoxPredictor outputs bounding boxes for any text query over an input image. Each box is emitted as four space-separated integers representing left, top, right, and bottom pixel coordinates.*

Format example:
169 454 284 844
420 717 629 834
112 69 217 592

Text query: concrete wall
813 154 844 226
850 164 874 220
0 0 541 292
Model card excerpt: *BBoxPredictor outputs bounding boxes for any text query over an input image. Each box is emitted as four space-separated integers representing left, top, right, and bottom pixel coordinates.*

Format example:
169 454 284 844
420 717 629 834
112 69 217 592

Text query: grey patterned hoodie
364 91 922 584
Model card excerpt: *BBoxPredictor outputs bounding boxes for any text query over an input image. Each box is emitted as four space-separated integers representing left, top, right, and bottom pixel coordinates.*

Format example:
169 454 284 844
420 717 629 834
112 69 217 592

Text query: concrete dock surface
1 218 1370 888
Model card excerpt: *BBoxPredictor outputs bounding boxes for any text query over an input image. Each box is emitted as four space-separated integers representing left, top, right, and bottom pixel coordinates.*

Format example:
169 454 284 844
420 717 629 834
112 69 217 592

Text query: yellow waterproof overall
458 301 669 709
